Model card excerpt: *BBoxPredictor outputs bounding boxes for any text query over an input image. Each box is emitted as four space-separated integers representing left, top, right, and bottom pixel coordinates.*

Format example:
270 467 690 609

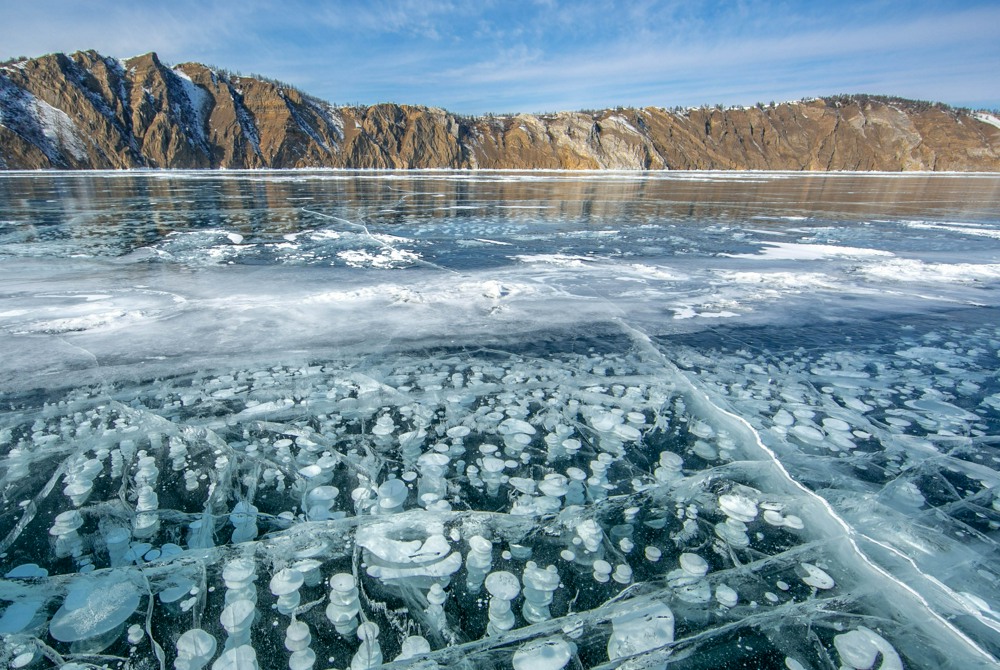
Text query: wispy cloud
1 1 997 113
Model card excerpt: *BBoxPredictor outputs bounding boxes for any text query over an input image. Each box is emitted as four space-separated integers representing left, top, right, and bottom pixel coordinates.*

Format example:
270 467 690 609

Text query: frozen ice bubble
607 602 674 661
11 652 36 669
644 546 661 562
5 564 48 579
512 637 572 670
562 438 582 452
590 412 619 432
679 552 708 577
298 464 323 479
50 509 84 535
397 635 431 660
762 510 785 526
468 535 493 554
576 519 603 552
714 519 750 547
613 423 641 441
64 480 94 503
822 417 851 432
427 583 447 606
175 628 217 669
500 418 536 435
288 649 315 670
377 479 408 508
612 564 633 584
358 621 379 641
891 481 926 508
270 568 304 596
0 599 44 635
718 494 758 522
791 424 824 442
798 563 835 590
508 476 537 494
538 473 569 497
211 644 257 670
658 451 683 469
223 559 256 586
692 441 717 460
782 514 804 530
834 629 879 669
49 574 142 642
715 584 738 608
220 599 255 632
285 620 311 651
306 485 339 502
482 456 506 473
485 571 520 600
836 627 903 670
688 420 713 438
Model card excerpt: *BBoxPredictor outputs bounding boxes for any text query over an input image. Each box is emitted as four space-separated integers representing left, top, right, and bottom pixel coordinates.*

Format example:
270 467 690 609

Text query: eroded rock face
2 50 999 170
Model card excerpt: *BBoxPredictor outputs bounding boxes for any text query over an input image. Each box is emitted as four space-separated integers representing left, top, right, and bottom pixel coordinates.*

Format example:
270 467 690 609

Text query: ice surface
1 171 999 669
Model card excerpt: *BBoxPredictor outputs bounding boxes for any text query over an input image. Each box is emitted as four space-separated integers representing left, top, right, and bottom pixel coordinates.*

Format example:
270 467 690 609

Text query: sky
2 0 998 115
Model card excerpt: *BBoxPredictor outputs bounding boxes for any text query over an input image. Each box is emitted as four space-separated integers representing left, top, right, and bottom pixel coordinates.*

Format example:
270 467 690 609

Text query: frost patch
337 247 421 269
860 258 1000 283
724 242 893 260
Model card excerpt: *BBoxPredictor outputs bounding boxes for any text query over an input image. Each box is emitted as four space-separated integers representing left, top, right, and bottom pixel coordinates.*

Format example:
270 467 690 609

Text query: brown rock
2 51 999 171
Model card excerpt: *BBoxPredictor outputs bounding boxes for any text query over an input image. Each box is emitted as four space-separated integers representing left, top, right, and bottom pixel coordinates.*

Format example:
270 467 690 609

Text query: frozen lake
1 170 999 668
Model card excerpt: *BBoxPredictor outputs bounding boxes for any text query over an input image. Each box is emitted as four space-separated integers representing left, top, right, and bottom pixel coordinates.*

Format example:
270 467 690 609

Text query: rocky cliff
2 50 999 171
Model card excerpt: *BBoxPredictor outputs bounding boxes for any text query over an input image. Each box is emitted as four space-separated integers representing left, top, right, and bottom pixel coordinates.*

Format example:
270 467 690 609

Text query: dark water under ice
0 170 999 669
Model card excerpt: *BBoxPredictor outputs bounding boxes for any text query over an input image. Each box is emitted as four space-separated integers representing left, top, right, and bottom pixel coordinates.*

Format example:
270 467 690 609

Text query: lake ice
0 170 999 668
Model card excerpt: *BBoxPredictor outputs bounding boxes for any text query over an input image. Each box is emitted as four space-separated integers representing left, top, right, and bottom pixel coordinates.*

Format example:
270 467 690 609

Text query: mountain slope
2 50 999 171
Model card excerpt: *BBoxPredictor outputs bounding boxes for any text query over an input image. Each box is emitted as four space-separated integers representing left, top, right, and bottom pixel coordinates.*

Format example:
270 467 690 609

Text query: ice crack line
613 317 1000 666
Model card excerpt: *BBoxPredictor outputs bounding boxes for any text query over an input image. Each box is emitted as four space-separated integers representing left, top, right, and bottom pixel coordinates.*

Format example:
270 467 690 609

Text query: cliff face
2 50 999 171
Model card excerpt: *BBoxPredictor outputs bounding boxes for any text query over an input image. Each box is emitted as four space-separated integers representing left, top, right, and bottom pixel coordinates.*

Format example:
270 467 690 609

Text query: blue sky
2 1 998 114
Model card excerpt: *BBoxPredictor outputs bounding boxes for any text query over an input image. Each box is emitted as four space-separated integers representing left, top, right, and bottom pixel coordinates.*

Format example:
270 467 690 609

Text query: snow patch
0 76 88 164
860 259 1000 283
337 248 421 269
973 112 1000 131
512 254 594 267
172 68 210 143
724 242 893 261
903 220 1000 240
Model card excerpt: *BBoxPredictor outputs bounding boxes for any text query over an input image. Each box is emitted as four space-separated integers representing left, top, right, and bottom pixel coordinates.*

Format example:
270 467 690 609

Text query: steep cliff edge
2 51 999 170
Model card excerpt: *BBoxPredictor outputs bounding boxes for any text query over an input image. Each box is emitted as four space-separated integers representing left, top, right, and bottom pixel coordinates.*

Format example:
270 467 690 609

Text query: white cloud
1 1 997 114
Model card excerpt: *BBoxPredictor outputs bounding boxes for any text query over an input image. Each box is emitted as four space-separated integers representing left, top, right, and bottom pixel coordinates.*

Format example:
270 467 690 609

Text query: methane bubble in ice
835 627 903 670
397 635 431 660
175 629 217 670
718 493 758 522
48 573 141 643
798 563 835 590
606 601 675 662
485 570 521 635
512 637 572 670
